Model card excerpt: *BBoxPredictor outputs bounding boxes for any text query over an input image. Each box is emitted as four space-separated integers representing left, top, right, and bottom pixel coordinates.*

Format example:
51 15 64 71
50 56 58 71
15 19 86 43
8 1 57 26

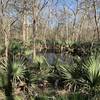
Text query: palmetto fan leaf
57 64 72 80
82 56 100 88
12 61 26 81
56 59 81 80
55 59 82 92
0 55 26 85
25 55 52 85
34 56 44 65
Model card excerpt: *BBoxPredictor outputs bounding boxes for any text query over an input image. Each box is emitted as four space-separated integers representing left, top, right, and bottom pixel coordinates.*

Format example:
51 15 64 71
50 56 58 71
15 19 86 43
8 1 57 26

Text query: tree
92 0 99 40
32 0 48 59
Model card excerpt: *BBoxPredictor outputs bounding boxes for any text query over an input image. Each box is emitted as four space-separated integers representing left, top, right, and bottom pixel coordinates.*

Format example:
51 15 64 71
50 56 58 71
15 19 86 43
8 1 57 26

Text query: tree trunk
32 19 36 59
93 0 99 40
22 0 28 43
32 1 37 59
22 14 27 43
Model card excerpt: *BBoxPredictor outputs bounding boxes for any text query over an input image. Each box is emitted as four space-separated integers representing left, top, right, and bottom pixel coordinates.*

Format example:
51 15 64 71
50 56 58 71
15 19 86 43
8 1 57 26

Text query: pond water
43 53 74 65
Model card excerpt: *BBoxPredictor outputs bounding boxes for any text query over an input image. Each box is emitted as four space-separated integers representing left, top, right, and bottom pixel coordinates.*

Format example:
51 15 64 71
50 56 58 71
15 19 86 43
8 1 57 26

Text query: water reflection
43 53 74 65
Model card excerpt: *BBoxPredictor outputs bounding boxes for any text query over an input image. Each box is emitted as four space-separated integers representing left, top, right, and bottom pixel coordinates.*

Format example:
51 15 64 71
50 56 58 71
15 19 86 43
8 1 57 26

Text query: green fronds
82 56 100 88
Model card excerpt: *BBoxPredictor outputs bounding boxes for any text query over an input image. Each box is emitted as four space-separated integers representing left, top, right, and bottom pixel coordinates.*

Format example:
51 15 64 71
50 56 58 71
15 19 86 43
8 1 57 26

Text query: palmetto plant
0 54 28 99
0 56 26 84
55 55 100 97
32 55 51 82
9 39 24 55
55 59 82 92
82 55 100 95
12 59 26 85
0 58 8 88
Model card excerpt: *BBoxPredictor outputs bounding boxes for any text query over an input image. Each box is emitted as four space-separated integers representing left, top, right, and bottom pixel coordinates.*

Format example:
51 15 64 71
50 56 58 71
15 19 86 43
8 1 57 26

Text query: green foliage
0 38 100 99
9 39 24 54
34 55 45 64
12 59 26 83
35 95 49 100
35 39 46 45
54 54 100 95
82 55 100 93
0 73 8 88
32 55 51 82
24 49 33 56
54 58 82 92
0 54 28 87
68 93 88 100
56 95 68 100
0 59 8 88
56 93 88 100
14 95 24 100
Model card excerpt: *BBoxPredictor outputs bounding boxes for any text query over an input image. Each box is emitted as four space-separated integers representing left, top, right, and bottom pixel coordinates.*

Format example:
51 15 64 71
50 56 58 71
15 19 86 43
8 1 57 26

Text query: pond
43 53 75 65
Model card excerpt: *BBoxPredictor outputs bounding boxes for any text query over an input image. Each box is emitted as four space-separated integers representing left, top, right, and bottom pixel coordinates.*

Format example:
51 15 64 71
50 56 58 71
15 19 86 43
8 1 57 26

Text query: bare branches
4 0 11 9
0 0 100 43
39 0 48 11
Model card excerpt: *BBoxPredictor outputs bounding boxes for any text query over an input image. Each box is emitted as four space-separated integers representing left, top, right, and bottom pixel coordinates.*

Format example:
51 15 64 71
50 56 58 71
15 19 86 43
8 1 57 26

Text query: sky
57 0 76 10
47 0 77 28
7 0 78 28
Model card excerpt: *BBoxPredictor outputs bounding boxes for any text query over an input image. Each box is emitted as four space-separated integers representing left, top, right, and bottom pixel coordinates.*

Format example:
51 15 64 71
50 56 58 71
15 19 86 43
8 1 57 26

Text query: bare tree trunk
93 0 99 40
22 0 28 43
26 18 29 42
22 14 26 43
32 2 36 59
5 32 8 64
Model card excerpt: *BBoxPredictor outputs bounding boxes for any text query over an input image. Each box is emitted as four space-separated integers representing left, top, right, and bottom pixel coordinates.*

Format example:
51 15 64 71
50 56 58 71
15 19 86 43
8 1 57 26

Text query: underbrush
0 39 100 100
